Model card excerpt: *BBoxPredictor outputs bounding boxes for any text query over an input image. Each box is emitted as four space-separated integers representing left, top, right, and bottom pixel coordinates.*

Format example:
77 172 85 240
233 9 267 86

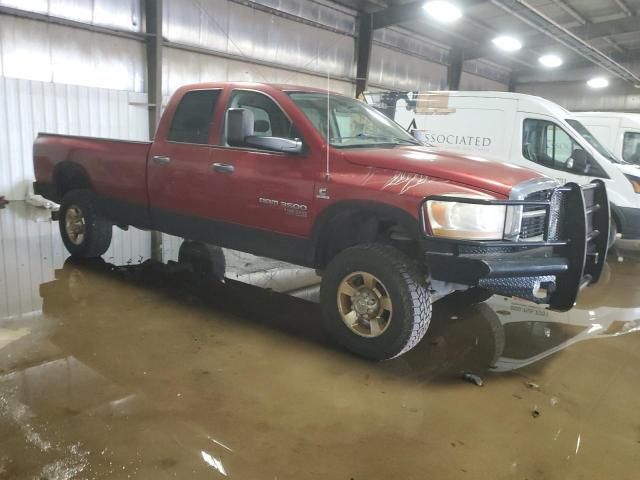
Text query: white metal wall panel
459 72 508 92
0 0 142 31
254 0 356 35
368 44 448 91
163 0 354 81
163 47 354 97
0 77 149 200
0 16 145 91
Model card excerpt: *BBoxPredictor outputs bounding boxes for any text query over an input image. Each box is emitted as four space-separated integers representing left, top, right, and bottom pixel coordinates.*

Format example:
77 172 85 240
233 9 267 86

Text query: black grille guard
418 180 610 311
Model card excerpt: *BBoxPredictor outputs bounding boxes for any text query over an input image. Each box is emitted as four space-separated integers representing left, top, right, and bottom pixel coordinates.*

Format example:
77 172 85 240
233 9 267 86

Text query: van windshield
288 92 421 148
566 119 625 164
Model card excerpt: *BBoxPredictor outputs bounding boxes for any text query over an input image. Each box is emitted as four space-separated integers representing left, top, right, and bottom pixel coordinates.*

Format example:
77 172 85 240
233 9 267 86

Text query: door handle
152 155 171 166
212 163 235 174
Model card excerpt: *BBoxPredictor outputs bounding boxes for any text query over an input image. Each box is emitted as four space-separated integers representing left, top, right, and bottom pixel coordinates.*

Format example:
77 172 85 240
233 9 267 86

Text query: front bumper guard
419 181 609 311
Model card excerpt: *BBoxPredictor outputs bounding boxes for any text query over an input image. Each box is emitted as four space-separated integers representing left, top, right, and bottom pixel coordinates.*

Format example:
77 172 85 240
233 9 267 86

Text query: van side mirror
567 149 591 174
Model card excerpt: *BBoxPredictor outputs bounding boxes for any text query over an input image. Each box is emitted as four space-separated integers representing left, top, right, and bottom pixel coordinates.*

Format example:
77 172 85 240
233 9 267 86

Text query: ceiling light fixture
587 77 609 89
423 1 463 23
538 54 563 68
492 35 522 52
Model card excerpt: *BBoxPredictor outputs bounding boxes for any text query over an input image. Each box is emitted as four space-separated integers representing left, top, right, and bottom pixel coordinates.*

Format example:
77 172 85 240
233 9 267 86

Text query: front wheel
320 244 432 360
59 189 112 258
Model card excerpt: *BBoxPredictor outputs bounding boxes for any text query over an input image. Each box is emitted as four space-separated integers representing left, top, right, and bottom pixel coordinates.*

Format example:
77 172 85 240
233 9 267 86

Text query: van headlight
425 195 507 240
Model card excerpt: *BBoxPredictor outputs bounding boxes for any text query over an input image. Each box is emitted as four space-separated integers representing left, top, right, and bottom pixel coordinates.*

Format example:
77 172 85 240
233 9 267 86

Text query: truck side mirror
244 136 303 154
227 107 303 154
227 108 255 146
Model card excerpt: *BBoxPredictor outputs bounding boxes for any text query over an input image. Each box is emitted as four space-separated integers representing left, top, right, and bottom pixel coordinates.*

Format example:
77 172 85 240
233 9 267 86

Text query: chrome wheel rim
65 205 86 245
337 271 392 338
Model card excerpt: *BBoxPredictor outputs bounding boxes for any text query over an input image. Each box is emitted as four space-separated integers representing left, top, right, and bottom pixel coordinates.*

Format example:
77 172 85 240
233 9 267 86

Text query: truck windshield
566 119 625 164
288 92 420 148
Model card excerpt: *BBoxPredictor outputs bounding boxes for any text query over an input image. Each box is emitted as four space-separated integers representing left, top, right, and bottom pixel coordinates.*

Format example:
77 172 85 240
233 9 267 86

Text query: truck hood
342 146 542 197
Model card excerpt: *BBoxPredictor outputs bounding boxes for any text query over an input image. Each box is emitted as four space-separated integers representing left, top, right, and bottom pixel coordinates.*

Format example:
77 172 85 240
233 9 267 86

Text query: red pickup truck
33 82 609 360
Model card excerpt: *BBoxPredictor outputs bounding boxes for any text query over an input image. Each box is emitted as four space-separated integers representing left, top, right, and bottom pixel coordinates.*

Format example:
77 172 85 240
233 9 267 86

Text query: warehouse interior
2 0 640 478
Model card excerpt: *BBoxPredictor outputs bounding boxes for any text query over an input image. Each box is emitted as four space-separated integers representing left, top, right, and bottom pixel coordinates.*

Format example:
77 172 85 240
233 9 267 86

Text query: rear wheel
59 190 112 258
320 244 432 360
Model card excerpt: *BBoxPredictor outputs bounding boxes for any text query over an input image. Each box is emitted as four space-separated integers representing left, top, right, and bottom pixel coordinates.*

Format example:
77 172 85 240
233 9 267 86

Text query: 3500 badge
258 198 308 217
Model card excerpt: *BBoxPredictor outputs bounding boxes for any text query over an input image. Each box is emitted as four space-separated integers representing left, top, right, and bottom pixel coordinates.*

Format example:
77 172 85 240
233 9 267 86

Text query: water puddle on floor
2 202 640 479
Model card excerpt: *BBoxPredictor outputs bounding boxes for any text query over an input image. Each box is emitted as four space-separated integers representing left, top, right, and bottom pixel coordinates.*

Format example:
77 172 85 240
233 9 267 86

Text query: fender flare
309 200 420 267
52 161 93 199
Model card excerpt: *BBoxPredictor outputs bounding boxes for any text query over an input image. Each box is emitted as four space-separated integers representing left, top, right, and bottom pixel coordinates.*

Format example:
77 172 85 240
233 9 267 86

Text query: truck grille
520 189 553 240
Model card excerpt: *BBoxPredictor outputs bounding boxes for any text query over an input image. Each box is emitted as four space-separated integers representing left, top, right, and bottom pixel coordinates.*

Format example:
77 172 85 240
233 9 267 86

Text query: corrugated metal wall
368 44 448 91
0 0 142 31
163 0 355 84
460 72 509 92
163 47 354 97
0 77 149 199
0 15 145 91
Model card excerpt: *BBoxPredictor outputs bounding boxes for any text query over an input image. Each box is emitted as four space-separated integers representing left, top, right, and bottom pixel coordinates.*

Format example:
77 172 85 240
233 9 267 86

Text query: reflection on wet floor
2 201 640 479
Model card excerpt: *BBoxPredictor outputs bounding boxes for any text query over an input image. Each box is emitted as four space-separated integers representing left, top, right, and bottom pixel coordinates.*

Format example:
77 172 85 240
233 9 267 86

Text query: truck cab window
168 90 221 144
523 119 605 177
226 90 298 143
623 132 640 164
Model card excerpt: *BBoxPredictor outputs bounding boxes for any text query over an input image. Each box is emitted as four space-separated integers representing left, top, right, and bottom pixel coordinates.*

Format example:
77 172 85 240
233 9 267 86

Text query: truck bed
33 133 152 227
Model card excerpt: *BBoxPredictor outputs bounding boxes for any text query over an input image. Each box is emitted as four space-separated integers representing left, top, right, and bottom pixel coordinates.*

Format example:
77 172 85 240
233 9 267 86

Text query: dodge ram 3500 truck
33 82 610 360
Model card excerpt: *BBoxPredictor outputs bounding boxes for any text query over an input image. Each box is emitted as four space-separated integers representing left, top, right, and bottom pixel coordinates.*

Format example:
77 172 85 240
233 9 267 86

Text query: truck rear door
146 88 225 235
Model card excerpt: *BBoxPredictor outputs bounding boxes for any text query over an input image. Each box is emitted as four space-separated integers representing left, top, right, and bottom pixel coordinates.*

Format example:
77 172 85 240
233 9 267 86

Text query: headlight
625 174 640 194
425 195 507 240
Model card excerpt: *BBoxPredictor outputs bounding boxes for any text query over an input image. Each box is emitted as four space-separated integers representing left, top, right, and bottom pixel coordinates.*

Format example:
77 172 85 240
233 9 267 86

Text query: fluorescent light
492 35 522 52
423 1 462 23
587 77 609 89
538 54 563 68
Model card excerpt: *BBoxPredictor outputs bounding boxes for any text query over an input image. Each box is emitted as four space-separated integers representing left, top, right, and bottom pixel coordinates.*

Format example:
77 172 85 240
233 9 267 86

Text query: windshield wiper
331 133 420 145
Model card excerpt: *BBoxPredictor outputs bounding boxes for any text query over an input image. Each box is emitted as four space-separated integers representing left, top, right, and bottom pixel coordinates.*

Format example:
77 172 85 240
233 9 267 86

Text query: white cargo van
364 91 640 241
570 112 640 165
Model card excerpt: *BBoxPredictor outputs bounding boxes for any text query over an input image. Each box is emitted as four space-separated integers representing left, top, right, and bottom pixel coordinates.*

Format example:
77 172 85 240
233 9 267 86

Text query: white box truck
365 91 640 242
569 112 640 165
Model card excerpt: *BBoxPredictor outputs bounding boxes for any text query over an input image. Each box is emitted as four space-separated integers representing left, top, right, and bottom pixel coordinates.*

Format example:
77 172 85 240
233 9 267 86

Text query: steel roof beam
490 0 640 86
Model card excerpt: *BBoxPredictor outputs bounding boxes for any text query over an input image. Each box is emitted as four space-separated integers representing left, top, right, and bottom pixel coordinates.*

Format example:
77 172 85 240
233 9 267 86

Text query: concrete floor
1 202 640 479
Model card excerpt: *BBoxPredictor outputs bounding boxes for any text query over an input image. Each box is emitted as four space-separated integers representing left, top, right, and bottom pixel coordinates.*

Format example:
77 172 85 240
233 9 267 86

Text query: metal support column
355 14 373 99
447 48 463 90
145 0 164 261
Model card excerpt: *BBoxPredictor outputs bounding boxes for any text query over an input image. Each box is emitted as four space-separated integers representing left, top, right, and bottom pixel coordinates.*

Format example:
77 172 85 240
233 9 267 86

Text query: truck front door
208 89 315 238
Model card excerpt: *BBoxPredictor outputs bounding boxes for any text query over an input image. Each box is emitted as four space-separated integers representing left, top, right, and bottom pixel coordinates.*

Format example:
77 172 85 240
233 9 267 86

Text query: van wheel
320 244 432 360
443 287 493 306
59 190 112 258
